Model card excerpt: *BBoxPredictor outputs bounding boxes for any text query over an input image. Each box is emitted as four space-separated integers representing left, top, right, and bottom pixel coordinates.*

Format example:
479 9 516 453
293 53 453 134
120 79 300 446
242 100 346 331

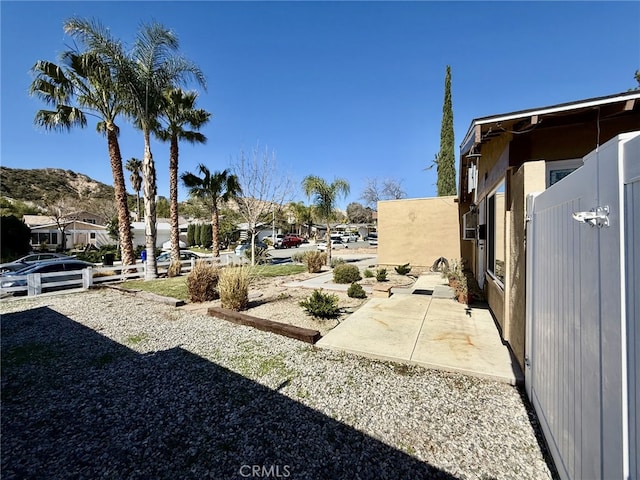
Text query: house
131 217 189 248
23 213 110 250
457 90 640 372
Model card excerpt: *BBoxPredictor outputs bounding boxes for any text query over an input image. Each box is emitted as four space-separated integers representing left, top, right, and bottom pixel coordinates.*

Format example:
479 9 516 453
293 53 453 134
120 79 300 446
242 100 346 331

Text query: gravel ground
1 290 555 480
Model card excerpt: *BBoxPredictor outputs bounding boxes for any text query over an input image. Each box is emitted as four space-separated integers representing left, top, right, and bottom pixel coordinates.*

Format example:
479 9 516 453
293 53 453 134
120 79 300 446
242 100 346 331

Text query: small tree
187 223 195 246
302 175 350 265
201 223 212 248
1 215 31 261
194 223 202 246
232 144 293 265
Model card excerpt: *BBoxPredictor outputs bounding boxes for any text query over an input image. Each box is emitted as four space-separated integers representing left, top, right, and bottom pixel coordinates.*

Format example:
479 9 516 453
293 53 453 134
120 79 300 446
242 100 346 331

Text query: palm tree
181 165 241 257
302 176 350 265
29 48 136 266
64 18 206 280
125 157 143 220
155 89 210 272
289 201 314 237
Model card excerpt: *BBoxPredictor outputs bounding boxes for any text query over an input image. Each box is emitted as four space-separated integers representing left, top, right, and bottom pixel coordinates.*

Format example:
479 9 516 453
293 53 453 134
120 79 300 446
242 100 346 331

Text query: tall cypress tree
436 66 457 196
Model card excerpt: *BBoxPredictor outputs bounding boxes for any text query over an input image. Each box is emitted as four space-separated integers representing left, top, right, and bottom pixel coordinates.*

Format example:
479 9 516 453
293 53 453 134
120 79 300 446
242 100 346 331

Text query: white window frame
546 158 583 187
486 179 506 289
462 210 477 241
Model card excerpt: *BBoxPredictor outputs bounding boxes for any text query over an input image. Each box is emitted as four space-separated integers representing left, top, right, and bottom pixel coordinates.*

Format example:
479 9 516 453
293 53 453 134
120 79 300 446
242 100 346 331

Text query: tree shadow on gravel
2 307 460 480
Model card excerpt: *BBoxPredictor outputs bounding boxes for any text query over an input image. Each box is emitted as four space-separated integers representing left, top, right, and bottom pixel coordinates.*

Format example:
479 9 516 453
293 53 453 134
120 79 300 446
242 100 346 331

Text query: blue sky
1 1 639 209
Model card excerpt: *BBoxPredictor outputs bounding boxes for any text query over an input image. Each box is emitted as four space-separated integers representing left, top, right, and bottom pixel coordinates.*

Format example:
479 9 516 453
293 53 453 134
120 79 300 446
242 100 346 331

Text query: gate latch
572 206 609 228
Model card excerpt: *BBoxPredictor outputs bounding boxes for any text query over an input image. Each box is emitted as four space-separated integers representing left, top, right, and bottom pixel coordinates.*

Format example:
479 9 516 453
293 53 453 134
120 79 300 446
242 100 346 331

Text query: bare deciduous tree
361 177 406 208
232 144 294 265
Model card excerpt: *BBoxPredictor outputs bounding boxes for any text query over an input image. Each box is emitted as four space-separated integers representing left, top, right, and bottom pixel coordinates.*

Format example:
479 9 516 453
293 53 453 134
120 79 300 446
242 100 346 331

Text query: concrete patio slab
319 295 432 362
315 272 523 385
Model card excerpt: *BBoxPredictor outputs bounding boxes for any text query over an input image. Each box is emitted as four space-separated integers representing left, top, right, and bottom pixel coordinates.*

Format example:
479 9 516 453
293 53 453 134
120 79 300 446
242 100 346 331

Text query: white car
317 239 348 251
340 233 359 243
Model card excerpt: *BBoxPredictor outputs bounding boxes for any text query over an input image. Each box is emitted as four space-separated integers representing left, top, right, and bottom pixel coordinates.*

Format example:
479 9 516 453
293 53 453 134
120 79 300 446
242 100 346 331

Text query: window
462 210 477 241
83 218 97 224
546 158 583 187
90 232 96 240
487 180 506 286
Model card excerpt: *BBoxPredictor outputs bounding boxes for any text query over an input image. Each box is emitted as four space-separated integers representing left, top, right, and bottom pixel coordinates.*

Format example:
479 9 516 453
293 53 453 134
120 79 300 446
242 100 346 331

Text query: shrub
363 268 374 278
291 251 306 263
442 258 464 284
303 251 326 273
244 245 270 265
187 261 220 303
168 260 182 278
347 282 367 299
299 289 340 318
394 263 412 275
219 265 252 311
376 268 388 282
333 264 361 284
330 257 345 268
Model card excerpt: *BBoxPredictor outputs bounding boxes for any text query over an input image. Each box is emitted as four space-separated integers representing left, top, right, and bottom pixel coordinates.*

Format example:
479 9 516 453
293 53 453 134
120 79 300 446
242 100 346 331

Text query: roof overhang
460 91 640 155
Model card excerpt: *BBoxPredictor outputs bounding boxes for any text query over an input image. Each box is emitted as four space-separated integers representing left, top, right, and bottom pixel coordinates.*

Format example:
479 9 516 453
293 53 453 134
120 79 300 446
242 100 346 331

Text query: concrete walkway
290 261 523 385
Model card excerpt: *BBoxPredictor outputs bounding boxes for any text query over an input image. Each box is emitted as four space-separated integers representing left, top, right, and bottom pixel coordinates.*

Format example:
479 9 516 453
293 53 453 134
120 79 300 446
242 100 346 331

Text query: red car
276 234 304 249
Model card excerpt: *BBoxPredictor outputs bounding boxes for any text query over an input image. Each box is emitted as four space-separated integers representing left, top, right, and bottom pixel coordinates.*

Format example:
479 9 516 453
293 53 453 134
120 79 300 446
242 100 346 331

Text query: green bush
330 257 345 268
299 289 340 318
333 264 361 284
363 268 374 278
347 282 367 299
394 263 412 275
219 265 252 311
303 251 326 273
376 268 388 282
0 215 31 261
187 261 220 303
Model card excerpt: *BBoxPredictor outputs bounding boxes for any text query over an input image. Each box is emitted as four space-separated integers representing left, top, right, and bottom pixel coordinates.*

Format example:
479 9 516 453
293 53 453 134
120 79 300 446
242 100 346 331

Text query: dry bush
168 260 182 278
187 261 220 303
219 265 253 311
303 251 326 273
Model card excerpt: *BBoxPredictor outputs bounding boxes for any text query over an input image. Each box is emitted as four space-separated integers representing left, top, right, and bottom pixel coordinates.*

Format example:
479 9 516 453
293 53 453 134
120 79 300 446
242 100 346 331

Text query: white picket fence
0 257 227 298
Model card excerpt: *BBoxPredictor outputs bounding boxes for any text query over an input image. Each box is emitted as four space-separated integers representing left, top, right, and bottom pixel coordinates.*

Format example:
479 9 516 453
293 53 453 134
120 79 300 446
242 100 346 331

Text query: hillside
0 167 116 203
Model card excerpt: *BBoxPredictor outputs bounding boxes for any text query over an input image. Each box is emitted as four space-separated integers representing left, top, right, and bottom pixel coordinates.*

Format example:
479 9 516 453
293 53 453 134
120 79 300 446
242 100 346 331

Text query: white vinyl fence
525 132 639 480
0 257 227 298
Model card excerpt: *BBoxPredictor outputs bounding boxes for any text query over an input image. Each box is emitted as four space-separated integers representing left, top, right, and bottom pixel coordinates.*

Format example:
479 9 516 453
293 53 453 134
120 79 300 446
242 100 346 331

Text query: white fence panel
526 132 639 480
623 135 640 480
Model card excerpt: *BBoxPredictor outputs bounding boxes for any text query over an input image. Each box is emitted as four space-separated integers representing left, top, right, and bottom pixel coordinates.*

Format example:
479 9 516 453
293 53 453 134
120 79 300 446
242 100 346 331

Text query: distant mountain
0 167 116 203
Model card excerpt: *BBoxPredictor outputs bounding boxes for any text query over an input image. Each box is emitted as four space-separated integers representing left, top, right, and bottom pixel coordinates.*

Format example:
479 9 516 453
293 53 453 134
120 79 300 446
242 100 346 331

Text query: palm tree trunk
143 131 158 280
169 135 181 274
136 193 141 221
326 222 332 266
211 202 220 257
107 127 135 266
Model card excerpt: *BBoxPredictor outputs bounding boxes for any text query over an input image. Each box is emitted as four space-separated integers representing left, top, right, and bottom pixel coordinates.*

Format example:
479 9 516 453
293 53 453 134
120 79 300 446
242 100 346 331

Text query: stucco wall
377 196 460 268
506 160 546 370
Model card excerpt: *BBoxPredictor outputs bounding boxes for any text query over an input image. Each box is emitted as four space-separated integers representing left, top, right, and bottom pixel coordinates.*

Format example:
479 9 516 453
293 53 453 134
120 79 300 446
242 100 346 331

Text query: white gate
525 132 639 480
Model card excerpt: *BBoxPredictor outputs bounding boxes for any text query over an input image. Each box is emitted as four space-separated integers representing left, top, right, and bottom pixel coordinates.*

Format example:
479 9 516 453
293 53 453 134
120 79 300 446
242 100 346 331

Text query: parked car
0 259 94 295
235 241 268 256
275 234 304 249
156 251 199 263
340 233 359 243
368 233 378 246
0 252 73 273
317 239 348 251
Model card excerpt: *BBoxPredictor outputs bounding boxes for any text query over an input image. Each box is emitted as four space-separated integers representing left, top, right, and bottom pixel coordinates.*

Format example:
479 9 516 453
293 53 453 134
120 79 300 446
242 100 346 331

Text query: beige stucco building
376 196 460 268
458 91 640 371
